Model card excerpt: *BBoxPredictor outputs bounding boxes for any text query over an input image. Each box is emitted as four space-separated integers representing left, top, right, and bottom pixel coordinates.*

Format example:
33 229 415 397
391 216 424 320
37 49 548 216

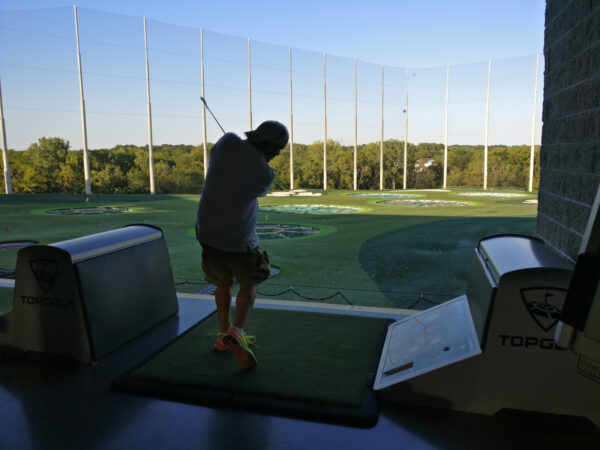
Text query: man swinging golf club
195 120 289 369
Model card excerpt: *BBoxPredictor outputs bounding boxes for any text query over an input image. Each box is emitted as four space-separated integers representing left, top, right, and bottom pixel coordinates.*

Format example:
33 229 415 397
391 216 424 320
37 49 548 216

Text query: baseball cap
245 121 289 149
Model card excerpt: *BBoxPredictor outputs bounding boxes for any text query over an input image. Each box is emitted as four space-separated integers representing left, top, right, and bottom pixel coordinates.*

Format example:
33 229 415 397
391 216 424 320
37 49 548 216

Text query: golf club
200 96 226 135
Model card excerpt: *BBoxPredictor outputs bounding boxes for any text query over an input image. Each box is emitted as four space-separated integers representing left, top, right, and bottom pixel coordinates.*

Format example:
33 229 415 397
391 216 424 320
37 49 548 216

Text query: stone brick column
537 0 600 260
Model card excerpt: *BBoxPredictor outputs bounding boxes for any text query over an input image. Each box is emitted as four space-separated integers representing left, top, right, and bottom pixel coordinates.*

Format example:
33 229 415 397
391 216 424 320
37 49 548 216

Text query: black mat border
111 310 393 428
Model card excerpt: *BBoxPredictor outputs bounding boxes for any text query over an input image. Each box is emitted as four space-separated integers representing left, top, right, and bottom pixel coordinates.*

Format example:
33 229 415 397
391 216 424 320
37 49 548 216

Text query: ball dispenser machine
372 187 600 426
0 224 179 364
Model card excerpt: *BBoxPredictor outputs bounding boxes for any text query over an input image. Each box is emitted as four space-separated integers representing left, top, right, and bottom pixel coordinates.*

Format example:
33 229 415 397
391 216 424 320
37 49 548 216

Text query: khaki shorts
201 243 271 287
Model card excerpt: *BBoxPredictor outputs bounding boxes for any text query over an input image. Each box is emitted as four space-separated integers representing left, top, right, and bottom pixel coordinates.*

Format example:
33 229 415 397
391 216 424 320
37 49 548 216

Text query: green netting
259 205 360 214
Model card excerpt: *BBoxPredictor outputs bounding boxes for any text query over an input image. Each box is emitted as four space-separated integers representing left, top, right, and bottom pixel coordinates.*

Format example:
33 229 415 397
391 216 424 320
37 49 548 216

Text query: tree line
2 137 540 194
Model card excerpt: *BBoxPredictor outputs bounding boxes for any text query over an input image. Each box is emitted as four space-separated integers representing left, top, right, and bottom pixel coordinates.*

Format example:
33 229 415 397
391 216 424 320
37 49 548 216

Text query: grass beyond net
129 308 389 408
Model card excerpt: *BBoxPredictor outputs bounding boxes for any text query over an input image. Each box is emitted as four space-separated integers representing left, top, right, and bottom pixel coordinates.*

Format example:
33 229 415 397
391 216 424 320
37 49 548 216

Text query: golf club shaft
200 96 226 135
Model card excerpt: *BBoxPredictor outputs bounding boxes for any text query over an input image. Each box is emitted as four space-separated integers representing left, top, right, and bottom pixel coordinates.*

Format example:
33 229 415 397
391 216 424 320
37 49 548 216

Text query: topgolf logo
520 287 567 332
29 259 59 292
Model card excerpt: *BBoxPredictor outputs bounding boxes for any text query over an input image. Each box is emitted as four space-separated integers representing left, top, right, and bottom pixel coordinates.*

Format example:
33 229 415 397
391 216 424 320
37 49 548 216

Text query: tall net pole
443 64 449 189
143 18 156 195
289 46 294 190
323 52 327 190
0 76 12 194
353 58 358 191
529 53 540 192
380 64 384 191
201 29 208 177
403 67 408 190
248 38 252 130
483 59 491 190
73 5 91 195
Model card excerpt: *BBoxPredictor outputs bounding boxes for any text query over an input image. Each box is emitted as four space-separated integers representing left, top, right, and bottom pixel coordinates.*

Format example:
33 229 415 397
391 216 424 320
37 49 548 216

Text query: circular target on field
0 241 37 250
378 200 471 207
457 192 526 198
259 204 360 214
0 241 37 279
347 193 418 198
256 224 320 239
46 206 131 215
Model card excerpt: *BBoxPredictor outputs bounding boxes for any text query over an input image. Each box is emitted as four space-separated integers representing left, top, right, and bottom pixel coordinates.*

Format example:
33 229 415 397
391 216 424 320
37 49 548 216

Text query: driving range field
0 189 538 311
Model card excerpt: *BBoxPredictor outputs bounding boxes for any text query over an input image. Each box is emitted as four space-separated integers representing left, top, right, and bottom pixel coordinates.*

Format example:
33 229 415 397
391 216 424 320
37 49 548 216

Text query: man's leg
215 285 233 333
233 284 257 330
223 283 258 369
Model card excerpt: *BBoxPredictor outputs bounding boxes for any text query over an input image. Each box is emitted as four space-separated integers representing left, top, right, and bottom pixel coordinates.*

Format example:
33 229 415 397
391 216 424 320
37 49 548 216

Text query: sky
0 0 547 149
1 0 545 67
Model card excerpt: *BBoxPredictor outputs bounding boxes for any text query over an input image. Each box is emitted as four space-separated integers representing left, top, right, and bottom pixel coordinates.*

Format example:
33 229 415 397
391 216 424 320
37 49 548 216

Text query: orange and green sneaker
215 331 257 353
223 327 258 369
214 332 229 352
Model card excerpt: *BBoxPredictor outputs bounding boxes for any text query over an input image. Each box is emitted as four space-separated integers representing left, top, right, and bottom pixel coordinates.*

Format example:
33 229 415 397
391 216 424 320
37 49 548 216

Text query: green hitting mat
112 308 391 427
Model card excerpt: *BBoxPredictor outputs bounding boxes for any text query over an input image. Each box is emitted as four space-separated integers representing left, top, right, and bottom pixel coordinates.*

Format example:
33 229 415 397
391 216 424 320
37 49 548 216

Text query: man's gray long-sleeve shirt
195 133 275 252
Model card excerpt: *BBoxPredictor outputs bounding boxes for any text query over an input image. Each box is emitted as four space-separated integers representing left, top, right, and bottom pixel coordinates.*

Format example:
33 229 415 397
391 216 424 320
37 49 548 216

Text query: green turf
0 189 538 309
0 287 13 314
359 216 537 307
130 308 389 408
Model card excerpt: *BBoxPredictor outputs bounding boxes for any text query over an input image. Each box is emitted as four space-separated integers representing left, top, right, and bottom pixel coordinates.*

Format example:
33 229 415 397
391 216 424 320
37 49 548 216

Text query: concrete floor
1 294 598 450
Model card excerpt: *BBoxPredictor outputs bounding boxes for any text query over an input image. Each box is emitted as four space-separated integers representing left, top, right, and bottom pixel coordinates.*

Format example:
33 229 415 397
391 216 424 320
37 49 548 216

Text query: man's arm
252 161 275 198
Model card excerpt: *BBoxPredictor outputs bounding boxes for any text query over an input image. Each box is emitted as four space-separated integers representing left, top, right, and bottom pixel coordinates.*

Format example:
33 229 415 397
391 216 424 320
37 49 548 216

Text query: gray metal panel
465 249 497 346
51 225 162 263
478 235 572 282
75 238 178 360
